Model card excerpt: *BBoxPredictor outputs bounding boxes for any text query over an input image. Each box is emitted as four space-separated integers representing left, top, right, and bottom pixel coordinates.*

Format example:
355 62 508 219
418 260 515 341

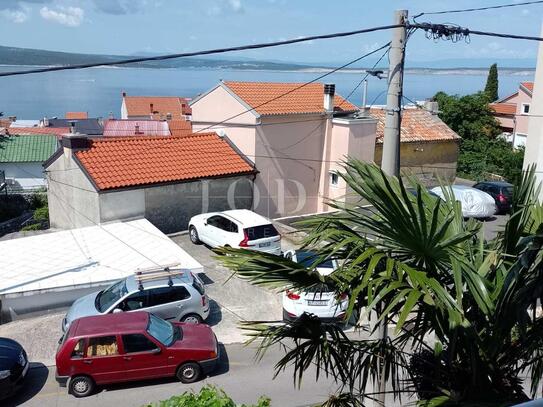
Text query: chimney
8 116 16 122
108 111 114 119
69 121 76 134
166 112 172 120
41 117 49 127
324 83 335 113
61 134 90 159
122 91 126 98
424 100 439 115
135 123 142 135
150 103 154 113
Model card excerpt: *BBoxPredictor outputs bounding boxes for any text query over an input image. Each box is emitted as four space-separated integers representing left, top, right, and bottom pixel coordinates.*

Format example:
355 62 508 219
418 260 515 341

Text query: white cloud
207 0 244 16
228 0 243 12
0 8 28 23
522 8 530 15
40 6 84 27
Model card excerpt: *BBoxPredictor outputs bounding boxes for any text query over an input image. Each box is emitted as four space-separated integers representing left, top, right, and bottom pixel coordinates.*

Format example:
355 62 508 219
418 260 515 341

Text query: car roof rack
134 263 183 291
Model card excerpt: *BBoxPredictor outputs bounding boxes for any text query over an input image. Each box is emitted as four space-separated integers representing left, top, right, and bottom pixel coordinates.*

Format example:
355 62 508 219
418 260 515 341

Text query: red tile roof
371 108 460 144
66 112 88 120
103 120 170 137
75 133 255 190
7 127 69 138
521 82 534 93
490 103 516 115
124 96 192 119
168 120 193 137
223 81 358 116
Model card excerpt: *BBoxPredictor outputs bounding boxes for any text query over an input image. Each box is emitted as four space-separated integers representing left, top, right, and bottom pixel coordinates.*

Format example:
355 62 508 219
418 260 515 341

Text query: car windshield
96 279 128 312
245 224 279 240
147 314 180 346
296 251 334 269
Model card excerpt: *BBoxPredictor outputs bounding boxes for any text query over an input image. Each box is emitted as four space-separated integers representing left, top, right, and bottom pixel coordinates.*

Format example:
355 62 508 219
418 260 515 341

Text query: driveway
0 232 296 367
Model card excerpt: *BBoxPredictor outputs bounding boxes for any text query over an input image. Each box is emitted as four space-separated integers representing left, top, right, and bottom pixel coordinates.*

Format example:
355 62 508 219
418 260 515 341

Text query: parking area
0 229 297 367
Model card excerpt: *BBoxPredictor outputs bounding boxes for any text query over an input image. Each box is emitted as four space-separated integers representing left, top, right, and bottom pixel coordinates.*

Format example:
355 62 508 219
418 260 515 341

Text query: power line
192 43 392 136
0 25 403 78
414 1 543 19
409 22 543 42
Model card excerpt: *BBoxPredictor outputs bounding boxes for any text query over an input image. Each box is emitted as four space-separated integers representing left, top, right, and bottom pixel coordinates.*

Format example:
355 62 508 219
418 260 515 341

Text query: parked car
0 338 29 401
430 185 497 218
282 250 348 323
62 269 209 333
473 181 514 214
189 209 281 255
56 311 219 397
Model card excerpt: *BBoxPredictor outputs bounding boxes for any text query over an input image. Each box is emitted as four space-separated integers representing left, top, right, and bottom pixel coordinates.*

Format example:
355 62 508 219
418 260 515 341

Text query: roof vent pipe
324 83 335 112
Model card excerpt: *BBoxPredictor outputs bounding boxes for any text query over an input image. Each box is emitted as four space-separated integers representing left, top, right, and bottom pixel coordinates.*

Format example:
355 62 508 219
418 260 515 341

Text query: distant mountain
0 45 313 71
0 45 536 72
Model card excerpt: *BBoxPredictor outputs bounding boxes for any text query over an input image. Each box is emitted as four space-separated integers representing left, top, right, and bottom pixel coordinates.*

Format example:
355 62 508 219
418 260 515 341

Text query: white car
430 185 497 218
282 250 348 323
188 209 281 255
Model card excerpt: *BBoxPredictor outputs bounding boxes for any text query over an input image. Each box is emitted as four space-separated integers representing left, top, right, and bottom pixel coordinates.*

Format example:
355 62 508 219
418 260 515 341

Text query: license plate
307 300 328 306
259 242 271 248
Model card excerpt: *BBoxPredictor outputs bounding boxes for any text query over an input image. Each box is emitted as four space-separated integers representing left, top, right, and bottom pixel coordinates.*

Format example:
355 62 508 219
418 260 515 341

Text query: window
207 216 222 228
87 336 119 357
147 314 179 346
192 278 205 296
71 339 85 359
119 290 149 311
122 334 158 353
245 224 279 240
97 279 128 312
522 103 530 114
147 286 191 307
208 216 238 232
330 172 339 186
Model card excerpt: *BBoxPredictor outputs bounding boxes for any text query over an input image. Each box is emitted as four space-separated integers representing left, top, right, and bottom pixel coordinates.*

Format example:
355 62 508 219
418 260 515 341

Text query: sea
0 65 535 119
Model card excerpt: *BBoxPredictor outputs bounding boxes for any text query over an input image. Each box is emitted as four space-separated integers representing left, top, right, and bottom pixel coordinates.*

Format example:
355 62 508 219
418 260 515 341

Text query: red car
55 311 219 397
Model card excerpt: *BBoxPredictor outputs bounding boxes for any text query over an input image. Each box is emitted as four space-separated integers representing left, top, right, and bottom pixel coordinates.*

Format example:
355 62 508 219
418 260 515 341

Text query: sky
0 0 542 64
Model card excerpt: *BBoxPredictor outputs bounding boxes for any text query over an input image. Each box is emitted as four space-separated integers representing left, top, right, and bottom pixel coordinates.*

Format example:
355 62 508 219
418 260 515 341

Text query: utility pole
374 10 408 407
381 10 408 177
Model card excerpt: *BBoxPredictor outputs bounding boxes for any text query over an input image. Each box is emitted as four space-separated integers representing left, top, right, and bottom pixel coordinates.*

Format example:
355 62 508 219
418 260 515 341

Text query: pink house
490 81 533 148
190 81 377 218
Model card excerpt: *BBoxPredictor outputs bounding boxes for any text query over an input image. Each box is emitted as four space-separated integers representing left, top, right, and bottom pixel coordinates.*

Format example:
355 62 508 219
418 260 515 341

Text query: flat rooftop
0 218 203 296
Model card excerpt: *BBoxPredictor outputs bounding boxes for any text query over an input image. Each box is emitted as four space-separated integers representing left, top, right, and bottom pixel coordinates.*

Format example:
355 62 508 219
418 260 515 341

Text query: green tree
218 161 543 406
484 63 499 102
433 91 502 140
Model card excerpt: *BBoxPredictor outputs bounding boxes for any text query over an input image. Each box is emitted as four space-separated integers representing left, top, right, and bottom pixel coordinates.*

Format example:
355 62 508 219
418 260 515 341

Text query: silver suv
62 269 210 332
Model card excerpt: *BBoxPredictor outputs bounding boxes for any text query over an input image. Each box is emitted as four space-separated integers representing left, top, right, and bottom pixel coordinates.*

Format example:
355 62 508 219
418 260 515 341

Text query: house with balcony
190 81 377 218
490 81 533 148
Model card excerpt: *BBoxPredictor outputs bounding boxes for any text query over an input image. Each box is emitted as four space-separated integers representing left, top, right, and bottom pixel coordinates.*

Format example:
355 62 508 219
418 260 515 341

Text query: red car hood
172 323 216 351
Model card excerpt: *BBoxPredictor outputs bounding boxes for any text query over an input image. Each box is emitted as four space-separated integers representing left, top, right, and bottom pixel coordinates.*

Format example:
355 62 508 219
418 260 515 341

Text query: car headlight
0 370 11 380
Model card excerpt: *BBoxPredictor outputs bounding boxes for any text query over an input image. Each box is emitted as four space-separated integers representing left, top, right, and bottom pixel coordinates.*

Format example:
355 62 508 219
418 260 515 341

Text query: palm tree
217 160 543 406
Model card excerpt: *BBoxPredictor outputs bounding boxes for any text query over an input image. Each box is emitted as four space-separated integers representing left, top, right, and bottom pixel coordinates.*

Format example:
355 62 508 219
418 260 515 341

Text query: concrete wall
374 140 459 184
142 176 254 234
326 117 377 206
99 189 145 222
254 114 326 218
46 149 100 229
0 162 46 190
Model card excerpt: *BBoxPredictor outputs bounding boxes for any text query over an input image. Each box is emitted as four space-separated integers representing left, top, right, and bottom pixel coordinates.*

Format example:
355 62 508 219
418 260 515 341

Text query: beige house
372 107 460 183
490 82 533 148
190 81 377 218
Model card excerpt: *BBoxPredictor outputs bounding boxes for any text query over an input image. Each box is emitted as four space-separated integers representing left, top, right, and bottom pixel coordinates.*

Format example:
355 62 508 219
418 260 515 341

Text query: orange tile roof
124 96 192 119
521 82 534 93
7 127 70 138
371 108 460 144
66 112 88 120
490 103 516 115
75 133 255 190
223 81 358 116
168 119 193 137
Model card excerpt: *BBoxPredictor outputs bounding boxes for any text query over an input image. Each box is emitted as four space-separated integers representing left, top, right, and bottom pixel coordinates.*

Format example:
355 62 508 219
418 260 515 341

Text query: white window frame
521 103 530 115
329 172 339 187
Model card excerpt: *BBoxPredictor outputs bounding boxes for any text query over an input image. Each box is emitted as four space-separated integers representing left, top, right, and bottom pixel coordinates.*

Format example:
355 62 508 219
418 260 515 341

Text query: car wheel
177 362 202 383
69 375 95 398
181 313 202 324
189 226 201 244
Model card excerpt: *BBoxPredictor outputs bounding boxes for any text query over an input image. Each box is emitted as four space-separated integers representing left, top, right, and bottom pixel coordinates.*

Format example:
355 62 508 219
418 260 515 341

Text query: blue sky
0 0 542 64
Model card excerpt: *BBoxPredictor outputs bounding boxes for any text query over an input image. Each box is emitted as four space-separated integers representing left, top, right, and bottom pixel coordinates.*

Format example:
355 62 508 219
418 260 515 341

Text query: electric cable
414 1 543 20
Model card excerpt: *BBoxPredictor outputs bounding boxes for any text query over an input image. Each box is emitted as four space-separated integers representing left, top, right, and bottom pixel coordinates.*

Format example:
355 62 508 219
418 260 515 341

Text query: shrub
144 385 270 407
28 192 47 210
21 223 43 231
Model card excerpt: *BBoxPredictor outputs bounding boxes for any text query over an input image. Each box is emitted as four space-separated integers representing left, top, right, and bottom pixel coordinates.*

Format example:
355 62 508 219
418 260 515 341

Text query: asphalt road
7 342 341 407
